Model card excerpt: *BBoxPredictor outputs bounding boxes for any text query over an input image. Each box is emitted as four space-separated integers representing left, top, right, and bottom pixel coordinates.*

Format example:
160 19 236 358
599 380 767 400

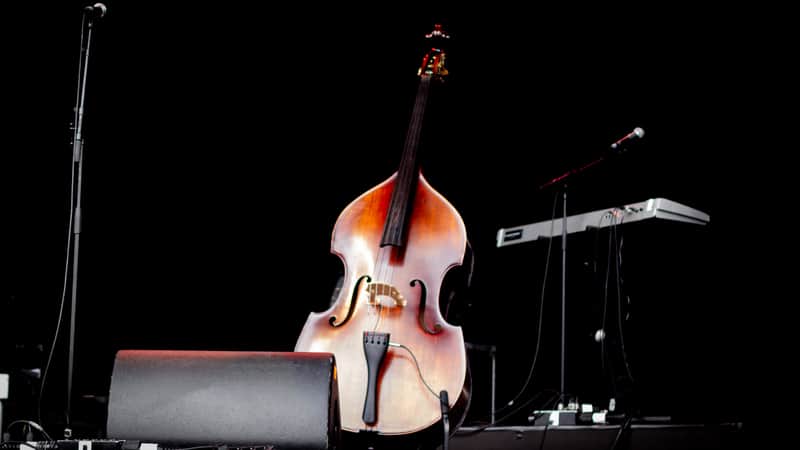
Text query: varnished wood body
295 172 468 437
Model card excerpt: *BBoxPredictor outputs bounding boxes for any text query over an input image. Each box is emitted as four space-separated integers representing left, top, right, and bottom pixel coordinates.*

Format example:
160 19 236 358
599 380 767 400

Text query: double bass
295 25 470 447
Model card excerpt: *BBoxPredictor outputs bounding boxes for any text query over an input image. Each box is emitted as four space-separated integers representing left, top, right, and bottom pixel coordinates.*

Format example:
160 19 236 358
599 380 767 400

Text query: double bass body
295 172 468 435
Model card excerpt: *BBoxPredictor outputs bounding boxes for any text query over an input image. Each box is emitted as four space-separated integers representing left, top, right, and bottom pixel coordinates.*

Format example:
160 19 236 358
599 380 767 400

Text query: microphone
83 2 107 18
610 127 645 150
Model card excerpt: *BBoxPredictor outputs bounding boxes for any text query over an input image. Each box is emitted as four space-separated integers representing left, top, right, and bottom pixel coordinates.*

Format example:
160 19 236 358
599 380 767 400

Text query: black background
2 1 753 436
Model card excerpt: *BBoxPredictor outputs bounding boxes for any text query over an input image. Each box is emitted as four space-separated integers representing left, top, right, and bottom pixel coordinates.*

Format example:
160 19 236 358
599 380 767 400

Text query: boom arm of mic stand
538 155 606 190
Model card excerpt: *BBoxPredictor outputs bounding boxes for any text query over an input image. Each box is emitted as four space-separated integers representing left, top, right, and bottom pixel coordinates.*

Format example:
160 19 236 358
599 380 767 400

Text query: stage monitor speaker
107 350 340 450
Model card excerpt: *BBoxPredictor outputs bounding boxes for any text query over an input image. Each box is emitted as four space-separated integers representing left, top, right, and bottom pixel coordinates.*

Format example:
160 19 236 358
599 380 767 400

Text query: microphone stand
64 7 101 438
538 153 610 410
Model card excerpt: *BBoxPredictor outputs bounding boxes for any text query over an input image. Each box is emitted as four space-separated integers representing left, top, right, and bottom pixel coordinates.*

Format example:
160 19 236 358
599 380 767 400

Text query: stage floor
450 423 745 450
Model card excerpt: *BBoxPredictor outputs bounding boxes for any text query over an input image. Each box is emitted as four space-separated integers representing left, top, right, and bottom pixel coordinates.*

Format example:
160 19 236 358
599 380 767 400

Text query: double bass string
380 75 430 334
371 249 396 331
371 76 430 332
372 245 389 331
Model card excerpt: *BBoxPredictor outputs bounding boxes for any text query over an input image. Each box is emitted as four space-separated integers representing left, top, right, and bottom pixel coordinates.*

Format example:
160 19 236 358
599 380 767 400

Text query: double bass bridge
365 282 407 308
